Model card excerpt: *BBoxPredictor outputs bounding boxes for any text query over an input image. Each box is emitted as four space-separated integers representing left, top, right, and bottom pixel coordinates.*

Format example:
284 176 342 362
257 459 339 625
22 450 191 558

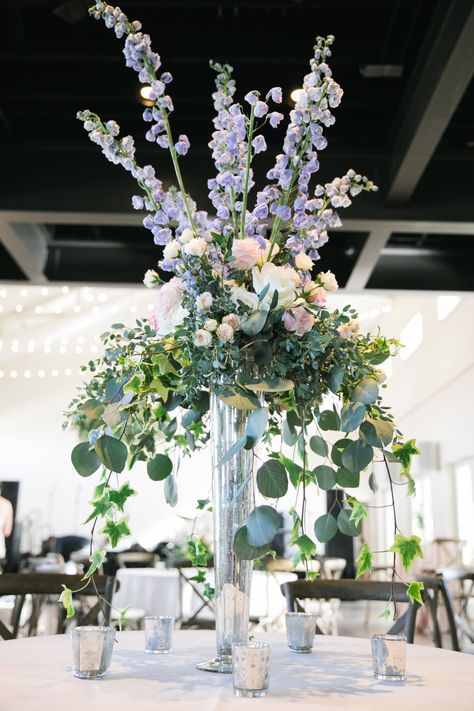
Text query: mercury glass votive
232 642 271 698
144 615 174 654
71 626 115 679
285 612 317 653
371 634 407 681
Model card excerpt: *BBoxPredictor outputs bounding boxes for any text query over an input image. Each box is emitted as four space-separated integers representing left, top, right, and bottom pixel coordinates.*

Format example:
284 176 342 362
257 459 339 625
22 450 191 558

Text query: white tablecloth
112 568 296 622
2 630 474 710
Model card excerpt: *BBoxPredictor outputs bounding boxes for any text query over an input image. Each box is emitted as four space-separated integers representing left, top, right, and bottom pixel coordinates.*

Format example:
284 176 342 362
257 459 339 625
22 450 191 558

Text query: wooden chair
418 574 460 651
280 579 422 643
0 574 117 640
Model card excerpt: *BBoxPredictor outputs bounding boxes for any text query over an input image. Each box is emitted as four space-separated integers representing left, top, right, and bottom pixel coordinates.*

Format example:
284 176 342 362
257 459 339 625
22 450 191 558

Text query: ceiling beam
0 221 49 283
387 0 474 205
344 226 391 292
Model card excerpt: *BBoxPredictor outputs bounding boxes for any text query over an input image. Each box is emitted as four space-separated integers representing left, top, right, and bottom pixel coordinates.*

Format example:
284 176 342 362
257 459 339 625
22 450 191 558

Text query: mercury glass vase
197 379 259 673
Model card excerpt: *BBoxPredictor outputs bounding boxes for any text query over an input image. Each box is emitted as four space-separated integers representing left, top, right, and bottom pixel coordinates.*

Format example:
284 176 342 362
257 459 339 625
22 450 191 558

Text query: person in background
0 492 14 572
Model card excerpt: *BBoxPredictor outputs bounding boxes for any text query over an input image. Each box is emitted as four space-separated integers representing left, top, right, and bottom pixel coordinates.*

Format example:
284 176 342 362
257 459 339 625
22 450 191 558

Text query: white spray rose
184 237 207 257
196 291 213 311
204 318 218 332
252 263 296 309
194 329 213 347
222 313 241 331
152 277 188 335
216 323 234 342
179 228 194 244
318 270 339 291
143 269 159 288
163 241 181 259
229 285 259 311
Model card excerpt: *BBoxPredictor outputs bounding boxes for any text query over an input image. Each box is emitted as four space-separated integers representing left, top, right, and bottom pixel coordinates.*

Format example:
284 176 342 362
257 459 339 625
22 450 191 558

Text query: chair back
0 573 117 640
281 578 421 643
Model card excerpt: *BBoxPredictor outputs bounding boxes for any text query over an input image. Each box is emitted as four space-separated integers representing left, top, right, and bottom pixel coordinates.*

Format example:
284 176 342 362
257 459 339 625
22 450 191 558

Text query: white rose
179 228 194 244
143 269 159 288
216 323 234 342
153 277 188 335
230 285 259 311
318 270 338 291
252 263 296 309
163 241 181 259
231 238 261 270
295 252 314 271
222 313 241 331
196 291 213 311
184 237 207 257
194 329 213 347
204 318 218 332
256 239 280 266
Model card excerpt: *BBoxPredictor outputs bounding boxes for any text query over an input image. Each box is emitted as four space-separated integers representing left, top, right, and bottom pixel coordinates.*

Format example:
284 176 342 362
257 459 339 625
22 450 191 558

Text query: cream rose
252 262 296 309
231 238 261 270
318 270 338 291
163 241 181 259
295 252 314 271
204 318 218 332
179 228 194 244
196 291 213 311
216 323 234 342
307 286 327 307
143 269 159 288
222 313 241 331
230 285 259 311
194 329 213 347
184 237 207 257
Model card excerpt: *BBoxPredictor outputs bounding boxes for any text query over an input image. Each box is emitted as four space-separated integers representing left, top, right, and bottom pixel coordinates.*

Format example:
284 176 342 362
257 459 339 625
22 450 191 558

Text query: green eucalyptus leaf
314 513 338 543
95 435 128 473
336 468 360 488
276 454 303 488
314 465 337 490
282 418 298 447
310 435 328 458
147 454 173 481
256 460 288 499
328 365 345 394
219 435 248 466
82 399 104 420
340 402 366 433
233 526 270 560
246 505 280 547
71 442 101 477
164 475 178 507
359 420 382 447
318 409 341 431
341 440 373 473
367 418 395 447
368 471 378 494
241 308 269 335
337 508 362 537
244 407 268 449
351 377 379 405
331 438 352 467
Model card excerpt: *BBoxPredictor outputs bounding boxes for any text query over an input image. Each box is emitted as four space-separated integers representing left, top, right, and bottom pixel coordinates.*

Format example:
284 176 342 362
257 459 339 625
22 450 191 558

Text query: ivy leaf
95 435 128 473
197 498 210 511
164 475 178 507
314 513 338 543
118 606 130 631
390 534 423 572
256 460 288 499
108 482 137 512
392 440 421 474
189 570 207 584
295 534 316 557
58 585 75 619
100 517 131 548
82 549 106 580
147 453 173 481
379 608 391 620
356 542 372 578
124 374 144 394
406 581 425 606
337 508 362 537
351 377 379 404
71 442 101 477
246 505 280 547
347 497 368 527
407 478 416 496
276 454 302 488
309 435 328 457
203 583 215 600
84 492 113 523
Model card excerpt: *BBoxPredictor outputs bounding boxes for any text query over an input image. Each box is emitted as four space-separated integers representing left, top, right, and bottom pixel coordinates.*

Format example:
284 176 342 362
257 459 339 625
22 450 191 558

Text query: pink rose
282 306 315 337
153 277 188 335
307 286 327 307
231 238 261 270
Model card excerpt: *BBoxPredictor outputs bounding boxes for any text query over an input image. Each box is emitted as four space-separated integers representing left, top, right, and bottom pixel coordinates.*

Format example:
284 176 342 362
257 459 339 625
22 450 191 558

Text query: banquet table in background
112 568 297 625
2 630 474 710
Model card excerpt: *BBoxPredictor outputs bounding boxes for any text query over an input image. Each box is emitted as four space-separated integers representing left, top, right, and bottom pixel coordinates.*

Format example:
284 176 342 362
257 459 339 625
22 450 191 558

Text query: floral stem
240 106 255 239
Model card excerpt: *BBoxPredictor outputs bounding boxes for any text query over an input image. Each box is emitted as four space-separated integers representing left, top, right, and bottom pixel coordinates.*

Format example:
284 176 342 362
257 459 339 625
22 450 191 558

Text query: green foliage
256 460 288 499
100 517 131 548
347 497 368 527
340 402 366 433
318 409 341 431
95 435 128 473
337 508 361 537
341 440 373 472
314 465 337 490
71 442 101 477
392 439 421 474
233 525 271 560
406 581 425 606
295 534 317 557
351 377 379 404
336 468 360 488
164 475 178 507
83 550 106 580
58 585 75 619
246 505 280 547
314 513 338 543
390 533 423 572
147 453 173 481
244 407 269 449
309 435 328 457
356 542 372 578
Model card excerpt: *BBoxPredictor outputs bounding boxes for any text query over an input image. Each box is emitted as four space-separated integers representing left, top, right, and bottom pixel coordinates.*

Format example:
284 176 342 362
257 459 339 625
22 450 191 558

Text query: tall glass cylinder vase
197 380 258 673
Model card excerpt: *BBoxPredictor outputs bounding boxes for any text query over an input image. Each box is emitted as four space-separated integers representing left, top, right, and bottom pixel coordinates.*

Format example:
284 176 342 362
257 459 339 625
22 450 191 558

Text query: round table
2 630 473 710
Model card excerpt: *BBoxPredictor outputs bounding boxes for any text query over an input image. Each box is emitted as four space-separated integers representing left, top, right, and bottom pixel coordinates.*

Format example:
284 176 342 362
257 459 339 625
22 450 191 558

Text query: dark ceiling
0 0 473 289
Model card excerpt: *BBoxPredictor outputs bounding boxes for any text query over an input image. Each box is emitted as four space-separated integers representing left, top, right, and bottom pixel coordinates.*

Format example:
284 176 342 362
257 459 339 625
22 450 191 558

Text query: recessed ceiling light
290 88 304 103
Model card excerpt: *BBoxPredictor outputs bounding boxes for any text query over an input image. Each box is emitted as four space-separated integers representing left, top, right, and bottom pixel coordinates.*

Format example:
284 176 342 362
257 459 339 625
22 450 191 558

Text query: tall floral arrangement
63 2 424 618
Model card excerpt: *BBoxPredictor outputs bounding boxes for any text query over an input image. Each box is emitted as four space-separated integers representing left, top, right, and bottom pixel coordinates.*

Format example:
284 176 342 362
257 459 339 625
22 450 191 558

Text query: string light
43 346 51 354
10 370 18 378
15 304 23 313
35 306 43 314
98 293 108 303
381 305 392 314
11 340 19 353
51 369 59 377
24 370 32 378
77 336 85 344
59 346 68 354
65 368 72 376
73 305 82 313
20 288 28 297
92 305 100 314
61 337 68 345
40 287 49 296
290 88 304 103
75 346 83 354
38 370 45 378
61 286 70 294
0 370 4 378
